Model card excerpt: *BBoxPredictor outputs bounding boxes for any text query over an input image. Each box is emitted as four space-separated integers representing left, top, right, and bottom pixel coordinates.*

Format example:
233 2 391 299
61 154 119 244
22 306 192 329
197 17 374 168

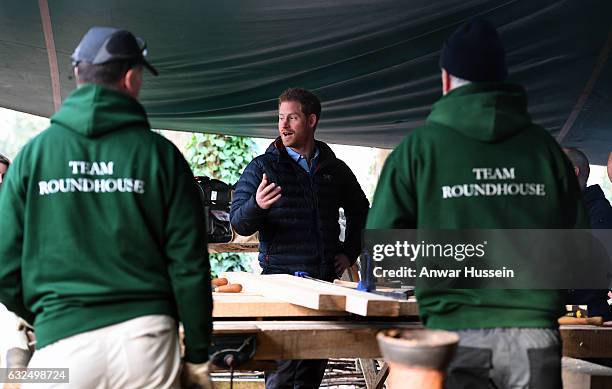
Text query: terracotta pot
377 329 459 389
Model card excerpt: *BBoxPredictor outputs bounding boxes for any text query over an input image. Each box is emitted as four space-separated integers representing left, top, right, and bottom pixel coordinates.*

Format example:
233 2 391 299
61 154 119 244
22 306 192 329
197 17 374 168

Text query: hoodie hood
51 83 149 138
427 82 532 143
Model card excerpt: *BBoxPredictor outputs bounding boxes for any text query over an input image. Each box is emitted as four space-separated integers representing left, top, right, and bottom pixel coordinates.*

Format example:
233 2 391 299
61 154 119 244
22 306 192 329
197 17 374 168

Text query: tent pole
38 0 62 113
557 27 612 143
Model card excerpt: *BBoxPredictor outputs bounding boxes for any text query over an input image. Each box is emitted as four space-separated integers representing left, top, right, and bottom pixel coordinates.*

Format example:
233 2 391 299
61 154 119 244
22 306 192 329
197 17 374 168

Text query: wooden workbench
211 291 416 387
213 320 422 360
210 266 612 387
561 325 612 359
213 293 612 360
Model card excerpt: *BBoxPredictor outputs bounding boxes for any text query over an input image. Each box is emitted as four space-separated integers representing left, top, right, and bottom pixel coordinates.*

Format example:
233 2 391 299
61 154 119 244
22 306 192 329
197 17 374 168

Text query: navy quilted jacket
583 184 612 229
567 184 612 320
230 138 369 280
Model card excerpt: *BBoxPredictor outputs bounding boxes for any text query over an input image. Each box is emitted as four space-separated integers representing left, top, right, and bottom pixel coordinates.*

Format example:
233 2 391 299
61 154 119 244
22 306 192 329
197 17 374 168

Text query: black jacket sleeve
338 162 370 264
230 159 268 236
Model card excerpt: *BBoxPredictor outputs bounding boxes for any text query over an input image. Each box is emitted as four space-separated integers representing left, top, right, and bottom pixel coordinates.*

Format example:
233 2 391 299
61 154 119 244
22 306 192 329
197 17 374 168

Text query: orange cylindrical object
214 283 242 293
211 277 229 287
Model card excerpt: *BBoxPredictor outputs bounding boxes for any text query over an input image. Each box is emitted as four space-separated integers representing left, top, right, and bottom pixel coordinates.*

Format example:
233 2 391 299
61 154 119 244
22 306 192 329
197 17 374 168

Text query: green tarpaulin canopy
1 1 611 163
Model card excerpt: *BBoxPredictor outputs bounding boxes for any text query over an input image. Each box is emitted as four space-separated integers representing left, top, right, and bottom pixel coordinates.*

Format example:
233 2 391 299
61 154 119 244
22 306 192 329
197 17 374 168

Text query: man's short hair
278 88 322 125
563 147 590 188
0 153 10 167
76 61 140 87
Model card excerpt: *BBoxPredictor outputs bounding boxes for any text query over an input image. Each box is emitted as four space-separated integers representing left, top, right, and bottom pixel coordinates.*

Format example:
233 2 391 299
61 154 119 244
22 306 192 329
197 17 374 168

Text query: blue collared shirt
286 146 320 175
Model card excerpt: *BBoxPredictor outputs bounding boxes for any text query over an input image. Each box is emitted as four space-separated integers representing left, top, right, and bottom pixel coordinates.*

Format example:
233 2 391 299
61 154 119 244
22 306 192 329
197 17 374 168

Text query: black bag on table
194 176 233 243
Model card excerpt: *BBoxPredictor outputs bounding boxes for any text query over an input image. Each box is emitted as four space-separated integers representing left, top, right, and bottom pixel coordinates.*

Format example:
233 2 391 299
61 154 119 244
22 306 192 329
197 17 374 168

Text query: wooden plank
563 357 612 376
359 358 378 389
270 274 400 316
561 325 612 358
211 381 264 389
209 242 259 253
227 273 406 317
222 272 346 311
208 320 610 360
212 322 261 335
213 293 347 317
222 272 419 317
562 357 612 389
374 362 390 389
213 320 423 359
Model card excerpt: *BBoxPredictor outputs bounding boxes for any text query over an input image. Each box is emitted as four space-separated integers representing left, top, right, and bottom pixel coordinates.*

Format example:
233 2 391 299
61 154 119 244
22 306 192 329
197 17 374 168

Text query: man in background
231 88 369 389
563 147 612 322
0 27 212 388
367 19 587 388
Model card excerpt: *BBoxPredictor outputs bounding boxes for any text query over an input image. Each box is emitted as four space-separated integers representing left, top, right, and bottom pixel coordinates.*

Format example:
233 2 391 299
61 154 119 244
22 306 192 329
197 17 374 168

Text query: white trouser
23 315 180 389
0 303 30 368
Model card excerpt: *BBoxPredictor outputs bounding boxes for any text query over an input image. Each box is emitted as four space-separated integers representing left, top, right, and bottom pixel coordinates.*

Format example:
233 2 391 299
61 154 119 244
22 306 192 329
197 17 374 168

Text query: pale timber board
222 272 417 317
212 293 347 317
268 274 400 317
209 243 259 253
221 272 346 311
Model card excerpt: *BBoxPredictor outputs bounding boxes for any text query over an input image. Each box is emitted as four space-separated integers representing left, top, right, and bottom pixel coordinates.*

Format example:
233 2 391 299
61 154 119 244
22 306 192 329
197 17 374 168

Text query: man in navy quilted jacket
563 147 612 321
231 87 369 389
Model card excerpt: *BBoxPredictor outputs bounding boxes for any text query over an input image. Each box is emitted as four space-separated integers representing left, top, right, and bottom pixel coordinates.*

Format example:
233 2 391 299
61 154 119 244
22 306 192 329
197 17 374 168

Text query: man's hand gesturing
256 173 282 209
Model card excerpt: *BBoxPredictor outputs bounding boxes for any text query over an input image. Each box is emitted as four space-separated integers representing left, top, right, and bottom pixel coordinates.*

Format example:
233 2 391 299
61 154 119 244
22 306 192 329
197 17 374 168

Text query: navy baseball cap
71 27 158 76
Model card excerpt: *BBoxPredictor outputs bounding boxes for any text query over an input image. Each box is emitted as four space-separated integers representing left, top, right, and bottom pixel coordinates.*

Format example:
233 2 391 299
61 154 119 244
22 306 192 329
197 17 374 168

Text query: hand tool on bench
357 250 412 299
209 334 257 389
334 279 414 296
294 270 411 300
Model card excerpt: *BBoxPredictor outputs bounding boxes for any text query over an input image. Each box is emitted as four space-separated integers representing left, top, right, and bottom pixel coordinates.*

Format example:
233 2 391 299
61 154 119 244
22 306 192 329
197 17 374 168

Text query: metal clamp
209 335 257 369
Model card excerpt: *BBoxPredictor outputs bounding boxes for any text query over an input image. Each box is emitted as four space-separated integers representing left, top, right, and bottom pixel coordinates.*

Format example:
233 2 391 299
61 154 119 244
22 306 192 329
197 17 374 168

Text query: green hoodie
367 83 588 329
0 84 212 362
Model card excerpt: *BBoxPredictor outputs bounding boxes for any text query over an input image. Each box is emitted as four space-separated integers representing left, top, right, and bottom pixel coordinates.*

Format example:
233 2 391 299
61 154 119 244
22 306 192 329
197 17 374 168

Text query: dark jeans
265 359 328 389
445 328 561 389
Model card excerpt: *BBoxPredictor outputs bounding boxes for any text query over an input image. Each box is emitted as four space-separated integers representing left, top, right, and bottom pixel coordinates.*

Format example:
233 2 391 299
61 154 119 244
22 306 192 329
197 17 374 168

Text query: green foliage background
185 133 257 277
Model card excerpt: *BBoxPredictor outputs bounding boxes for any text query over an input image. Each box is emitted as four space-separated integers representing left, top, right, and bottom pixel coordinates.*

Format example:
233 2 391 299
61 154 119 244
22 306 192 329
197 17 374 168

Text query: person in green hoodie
0 27 213 388
367 19 587 389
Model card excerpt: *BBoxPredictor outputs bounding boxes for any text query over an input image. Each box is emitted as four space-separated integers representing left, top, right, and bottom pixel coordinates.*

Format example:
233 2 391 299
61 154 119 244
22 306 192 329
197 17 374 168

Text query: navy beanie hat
439 18 507 82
